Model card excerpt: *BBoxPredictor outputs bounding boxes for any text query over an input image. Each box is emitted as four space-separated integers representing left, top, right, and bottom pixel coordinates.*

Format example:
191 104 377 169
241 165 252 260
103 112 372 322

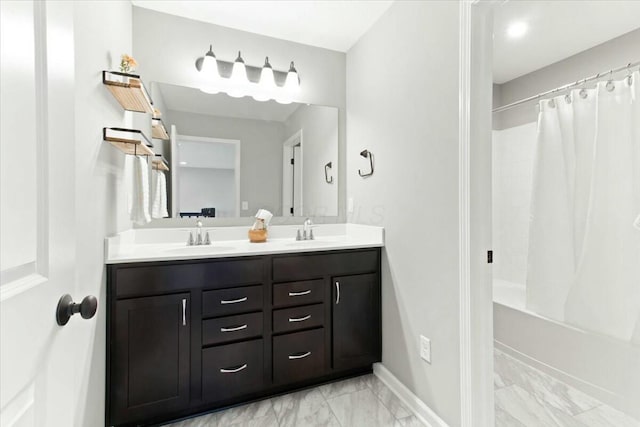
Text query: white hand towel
130 156 151 224
634 214 640 230
151 170 168 219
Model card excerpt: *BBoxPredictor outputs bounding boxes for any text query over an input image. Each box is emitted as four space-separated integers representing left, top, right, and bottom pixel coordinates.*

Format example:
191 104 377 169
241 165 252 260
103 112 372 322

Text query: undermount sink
165 245 235 254
285 240 336 247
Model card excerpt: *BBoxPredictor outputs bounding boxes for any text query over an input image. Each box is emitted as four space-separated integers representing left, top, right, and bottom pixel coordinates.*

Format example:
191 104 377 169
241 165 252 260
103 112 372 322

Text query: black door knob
56 294 98 326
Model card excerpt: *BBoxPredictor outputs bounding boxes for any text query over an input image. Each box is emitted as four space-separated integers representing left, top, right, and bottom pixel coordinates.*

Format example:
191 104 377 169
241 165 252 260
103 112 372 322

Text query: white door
1 2 82 425
282 130 303 216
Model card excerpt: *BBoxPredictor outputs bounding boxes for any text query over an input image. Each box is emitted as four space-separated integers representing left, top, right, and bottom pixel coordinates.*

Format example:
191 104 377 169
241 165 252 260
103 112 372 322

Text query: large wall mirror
149 83 338 219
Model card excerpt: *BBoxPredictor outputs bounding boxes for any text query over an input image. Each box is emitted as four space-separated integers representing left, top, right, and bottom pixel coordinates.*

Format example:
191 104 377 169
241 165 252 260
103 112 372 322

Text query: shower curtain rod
492 60 640 113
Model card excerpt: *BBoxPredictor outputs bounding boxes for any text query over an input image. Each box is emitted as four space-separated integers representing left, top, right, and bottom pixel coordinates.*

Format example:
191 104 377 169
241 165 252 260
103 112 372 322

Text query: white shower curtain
527 71 640 342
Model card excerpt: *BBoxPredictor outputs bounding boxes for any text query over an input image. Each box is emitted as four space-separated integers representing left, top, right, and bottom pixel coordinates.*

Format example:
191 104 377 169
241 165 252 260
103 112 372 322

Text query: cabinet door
111 293 190 425
332 273 380 371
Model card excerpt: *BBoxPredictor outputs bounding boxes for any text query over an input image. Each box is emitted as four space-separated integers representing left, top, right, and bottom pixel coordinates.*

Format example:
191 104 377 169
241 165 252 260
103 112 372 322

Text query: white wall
72 2 133 425
492 122 537 284
132 6 346 222
347 2 462 425
284 105 339 216
179 168 235 216
168 110 284 216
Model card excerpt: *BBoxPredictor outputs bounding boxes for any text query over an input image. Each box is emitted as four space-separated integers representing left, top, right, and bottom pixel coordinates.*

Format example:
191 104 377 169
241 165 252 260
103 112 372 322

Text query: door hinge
290 207 294 214
290 158 295 165
487 250 493 264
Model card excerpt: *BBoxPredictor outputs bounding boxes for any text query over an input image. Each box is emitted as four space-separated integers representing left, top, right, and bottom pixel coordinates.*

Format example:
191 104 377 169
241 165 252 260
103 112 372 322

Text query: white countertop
105 224 384 264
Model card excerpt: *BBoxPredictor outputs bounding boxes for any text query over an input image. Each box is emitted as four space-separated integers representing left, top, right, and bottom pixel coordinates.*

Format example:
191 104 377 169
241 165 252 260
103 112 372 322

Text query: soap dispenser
248 209 273 243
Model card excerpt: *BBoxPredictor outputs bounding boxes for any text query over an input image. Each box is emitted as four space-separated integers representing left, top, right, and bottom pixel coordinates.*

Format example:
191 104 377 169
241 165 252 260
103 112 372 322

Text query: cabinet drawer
273 329 325 384
273 280 324 308
202 339 264 402
273 304 324 334
113 258 264 298
203 312 263 346
203 285 263 318
272 250 378 282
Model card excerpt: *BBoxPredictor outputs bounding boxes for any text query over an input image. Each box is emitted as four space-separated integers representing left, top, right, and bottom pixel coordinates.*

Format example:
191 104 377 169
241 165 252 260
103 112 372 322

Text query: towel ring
324 162 333 183
358 149 374 177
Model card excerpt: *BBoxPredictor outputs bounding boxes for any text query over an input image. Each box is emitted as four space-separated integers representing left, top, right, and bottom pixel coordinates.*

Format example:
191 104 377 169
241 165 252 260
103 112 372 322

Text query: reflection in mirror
151 83 338 218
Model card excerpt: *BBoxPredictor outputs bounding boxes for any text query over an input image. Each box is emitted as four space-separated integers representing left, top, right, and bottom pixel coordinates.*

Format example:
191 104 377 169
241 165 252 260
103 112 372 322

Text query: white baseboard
373 363 449 427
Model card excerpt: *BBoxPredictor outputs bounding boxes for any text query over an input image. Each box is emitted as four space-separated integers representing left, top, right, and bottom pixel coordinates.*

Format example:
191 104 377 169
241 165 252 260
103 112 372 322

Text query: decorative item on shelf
102 70 154 113
103 127 154 156
119 54 138 73
358 149 374 177
324 161 333 184
151 117 169 140
195 44 300 103
152 155 169 171
248 209 273 243
152 108 162 119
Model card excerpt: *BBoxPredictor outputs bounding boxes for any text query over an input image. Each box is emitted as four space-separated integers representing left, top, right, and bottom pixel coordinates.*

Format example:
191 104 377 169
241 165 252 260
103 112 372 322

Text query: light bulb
227 51 248 98
253 57 276 102
199 44 219 94
284 61 300 94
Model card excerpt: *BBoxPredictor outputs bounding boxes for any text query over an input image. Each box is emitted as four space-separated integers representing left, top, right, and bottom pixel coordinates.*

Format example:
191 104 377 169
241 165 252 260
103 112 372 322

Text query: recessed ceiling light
507 21 528 39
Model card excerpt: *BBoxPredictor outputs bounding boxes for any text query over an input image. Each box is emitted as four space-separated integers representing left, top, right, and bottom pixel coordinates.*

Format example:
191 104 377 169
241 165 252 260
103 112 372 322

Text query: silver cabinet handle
220 364 247 373
182 299 187 326
335 281 340 304
288 290 311 297
288 351 311 360
288 315 311 323
220 324 248 332
220 297 247 305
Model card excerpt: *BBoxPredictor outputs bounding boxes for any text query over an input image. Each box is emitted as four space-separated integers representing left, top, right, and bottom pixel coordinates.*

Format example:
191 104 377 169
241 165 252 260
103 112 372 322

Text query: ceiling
131 0 394 52
494 1 640 83
156 83 301 122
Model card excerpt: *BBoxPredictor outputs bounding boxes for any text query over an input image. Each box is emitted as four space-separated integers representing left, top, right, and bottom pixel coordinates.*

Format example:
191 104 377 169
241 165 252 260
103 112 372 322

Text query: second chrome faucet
188 220 211 246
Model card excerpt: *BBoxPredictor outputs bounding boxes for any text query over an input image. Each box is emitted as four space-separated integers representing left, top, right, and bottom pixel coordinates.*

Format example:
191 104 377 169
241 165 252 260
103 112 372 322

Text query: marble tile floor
164 374 424 427
165 349 640 427
495 348 640 427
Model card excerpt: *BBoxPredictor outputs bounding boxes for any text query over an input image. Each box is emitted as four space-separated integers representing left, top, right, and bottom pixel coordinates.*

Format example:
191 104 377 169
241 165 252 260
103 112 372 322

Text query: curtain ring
564 93 572 104
548 98 556 108
579 88 588 99
606 80 615 92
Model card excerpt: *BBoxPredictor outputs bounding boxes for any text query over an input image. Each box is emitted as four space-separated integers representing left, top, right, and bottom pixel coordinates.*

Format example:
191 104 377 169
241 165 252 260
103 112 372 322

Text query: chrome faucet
297 218 314 240
187 219 211 246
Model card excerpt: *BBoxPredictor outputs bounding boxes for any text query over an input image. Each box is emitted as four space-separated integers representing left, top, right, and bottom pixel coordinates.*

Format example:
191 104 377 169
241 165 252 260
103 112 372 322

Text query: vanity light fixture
227 51 249 98
253 57 276 102
195 46 300 102
199 45 220 94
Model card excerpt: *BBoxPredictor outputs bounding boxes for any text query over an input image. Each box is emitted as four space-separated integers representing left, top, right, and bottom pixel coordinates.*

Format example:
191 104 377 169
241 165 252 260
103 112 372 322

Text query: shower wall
491 122 536 284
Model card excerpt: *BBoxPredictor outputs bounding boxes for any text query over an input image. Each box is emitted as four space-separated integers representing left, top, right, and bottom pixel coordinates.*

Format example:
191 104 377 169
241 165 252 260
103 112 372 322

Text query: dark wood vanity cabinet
106 248 380 427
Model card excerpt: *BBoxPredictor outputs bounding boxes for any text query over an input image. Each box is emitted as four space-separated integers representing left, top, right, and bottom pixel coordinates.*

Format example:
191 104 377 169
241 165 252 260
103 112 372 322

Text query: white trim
373 363 449 427
0 273 47 302
458 1 473 426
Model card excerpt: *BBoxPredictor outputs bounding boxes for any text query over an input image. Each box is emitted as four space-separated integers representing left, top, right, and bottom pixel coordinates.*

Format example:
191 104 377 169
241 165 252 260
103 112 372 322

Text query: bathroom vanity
105 225 383 426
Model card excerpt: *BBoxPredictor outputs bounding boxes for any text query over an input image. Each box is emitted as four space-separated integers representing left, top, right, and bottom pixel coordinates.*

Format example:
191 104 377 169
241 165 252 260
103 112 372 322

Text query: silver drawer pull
220 297 247 305
288 351 311 360
182 299 187 326
288 290 311 297
220 364 247 373
220 324 248 332
288 315 311 323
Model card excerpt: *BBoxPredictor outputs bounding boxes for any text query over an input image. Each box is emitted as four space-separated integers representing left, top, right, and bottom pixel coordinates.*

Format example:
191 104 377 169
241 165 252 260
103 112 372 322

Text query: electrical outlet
241 201 249 210
420 335 431 363
347 197 354 213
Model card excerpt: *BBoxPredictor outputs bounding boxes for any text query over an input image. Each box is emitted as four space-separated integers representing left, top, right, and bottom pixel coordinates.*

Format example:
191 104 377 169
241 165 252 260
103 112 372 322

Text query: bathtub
493 279 640 420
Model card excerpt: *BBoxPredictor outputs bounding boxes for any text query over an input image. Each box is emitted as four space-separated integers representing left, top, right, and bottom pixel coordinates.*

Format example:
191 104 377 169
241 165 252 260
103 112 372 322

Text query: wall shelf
152 155 170 171
102 70 154 114
151 117 169 140
103 127 154 156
